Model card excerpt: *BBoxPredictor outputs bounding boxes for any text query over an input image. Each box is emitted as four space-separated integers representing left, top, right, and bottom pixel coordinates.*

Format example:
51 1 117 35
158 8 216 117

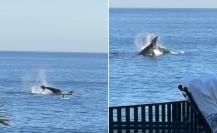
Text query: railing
109 100 209 133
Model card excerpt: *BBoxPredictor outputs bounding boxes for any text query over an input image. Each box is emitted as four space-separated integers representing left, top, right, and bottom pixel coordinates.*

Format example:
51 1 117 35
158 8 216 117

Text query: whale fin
139 36 159 56
138 35 170 56
0 118 11 126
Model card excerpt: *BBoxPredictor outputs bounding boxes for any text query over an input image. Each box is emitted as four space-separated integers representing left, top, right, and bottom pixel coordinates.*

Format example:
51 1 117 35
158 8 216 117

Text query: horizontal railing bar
111 121 187 125
110 130 206 133
109 100 187 109
110 125 188 130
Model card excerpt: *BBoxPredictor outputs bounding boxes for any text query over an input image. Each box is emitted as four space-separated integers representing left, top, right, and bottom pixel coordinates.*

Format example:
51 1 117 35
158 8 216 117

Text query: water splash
31 69 48 94
134 33 184 55
21 69 54 95
134 33 162 51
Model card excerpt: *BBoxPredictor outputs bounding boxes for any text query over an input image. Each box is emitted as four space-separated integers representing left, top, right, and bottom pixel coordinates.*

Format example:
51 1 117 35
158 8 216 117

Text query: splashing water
134 33 162 51
31 69 52 94
170 50 185 55
134 33 184 55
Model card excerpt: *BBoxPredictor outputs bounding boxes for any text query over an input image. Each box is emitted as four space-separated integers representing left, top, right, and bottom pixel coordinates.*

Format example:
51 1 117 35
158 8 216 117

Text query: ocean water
0 52 108 132
110 8 217 106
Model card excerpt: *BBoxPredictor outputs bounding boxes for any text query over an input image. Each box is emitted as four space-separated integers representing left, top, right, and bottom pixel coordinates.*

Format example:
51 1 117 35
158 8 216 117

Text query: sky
0 0 107 53
110 0 217 8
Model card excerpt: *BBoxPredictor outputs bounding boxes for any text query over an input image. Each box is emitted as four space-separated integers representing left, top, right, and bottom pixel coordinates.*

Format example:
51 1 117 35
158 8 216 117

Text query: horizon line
110 7 217 9
0 50 107 54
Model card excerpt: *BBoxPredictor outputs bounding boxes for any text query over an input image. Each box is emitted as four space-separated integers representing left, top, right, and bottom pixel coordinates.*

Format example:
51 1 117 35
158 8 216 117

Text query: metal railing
109 100 209 133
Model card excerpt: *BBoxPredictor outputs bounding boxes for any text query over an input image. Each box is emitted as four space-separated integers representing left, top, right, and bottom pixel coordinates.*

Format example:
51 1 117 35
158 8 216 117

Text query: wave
170 50 185 55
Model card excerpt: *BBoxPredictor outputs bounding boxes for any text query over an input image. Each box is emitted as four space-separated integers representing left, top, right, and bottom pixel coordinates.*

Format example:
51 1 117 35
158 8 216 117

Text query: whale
138 36 170 56
40 85 74 97
0 102 10 126
0 116 10 126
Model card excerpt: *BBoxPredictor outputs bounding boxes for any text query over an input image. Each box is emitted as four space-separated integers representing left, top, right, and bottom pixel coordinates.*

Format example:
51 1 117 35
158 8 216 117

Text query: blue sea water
110 8 217 106
0 52 108 132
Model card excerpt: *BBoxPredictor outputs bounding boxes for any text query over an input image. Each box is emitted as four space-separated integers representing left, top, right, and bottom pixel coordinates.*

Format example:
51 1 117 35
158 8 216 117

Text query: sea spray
170 50 185 55
134 33 161 51
22 69 51 94
31 69 48 94
134 33 184 55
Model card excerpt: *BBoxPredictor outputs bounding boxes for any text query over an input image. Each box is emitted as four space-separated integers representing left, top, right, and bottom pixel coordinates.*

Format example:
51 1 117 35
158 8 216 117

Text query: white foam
153 49 163 56
134 33 163 51
134 33 185 56
170 50 185 55
31 69 50 95
61 97 70 100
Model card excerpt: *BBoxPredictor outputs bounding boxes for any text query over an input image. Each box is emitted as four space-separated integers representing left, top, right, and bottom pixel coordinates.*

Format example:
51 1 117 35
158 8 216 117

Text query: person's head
41 85 46 89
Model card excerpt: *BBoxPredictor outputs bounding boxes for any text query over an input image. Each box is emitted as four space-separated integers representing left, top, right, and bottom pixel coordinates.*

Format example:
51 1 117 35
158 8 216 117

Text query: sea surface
110 8 217 106
0 51 108 132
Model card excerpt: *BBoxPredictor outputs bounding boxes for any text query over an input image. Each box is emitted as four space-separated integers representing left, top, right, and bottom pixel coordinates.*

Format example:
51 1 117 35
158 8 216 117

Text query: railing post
162 104 166 133
134 107 138 133
149 105 153 133
117 108 122 133
109 108 113 133
126 107 130 133
109 100 210 133
141 106 146 133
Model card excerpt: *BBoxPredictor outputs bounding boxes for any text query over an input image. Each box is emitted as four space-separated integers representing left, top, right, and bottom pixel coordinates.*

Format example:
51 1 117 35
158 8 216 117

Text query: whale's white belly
41 89 53 95
153 49 163 56
31 86 53 95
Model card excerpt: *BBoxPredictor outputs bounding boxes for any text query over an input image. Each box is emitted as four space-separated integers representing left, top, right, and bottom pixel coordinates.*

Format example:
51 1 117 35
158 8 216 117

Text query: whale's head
68 91 74 94
41 85 46 89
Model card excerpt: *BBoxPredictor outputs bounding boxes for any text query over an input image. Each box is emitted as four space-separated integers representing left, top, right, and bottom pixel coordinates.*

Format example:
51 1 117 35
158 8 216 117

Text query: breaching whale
40 85 74 98
138 36 170 56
